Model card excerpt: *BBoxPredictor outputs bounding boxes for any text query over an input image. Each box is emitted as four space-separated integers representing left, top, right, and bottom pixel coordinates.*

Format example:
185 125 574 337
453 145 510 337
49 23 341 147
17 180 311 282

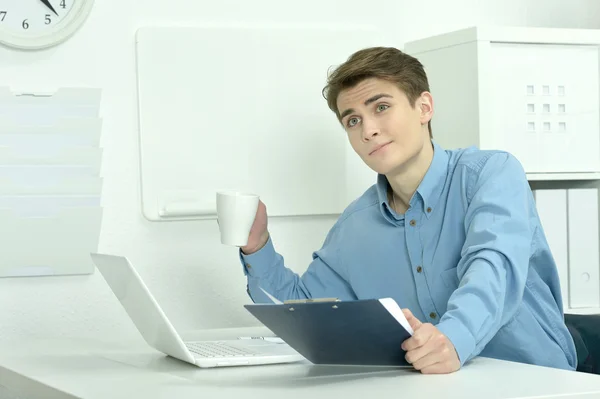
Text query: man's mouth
369 142 391 155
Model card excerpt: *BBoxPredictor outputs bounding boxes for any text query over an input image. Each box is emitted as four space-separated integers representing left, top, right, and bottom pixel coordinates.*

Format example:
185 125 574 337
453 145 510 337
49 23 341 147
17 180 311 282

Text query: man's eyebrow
339 93 393 121
339 108 355 121
365 93 393 105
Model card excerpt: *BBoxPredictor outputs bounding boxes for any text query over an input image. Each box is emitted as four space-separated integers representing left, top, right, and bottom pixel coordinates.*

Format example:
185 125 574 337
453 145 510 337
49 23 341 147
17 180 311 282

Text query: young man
236 47 578 374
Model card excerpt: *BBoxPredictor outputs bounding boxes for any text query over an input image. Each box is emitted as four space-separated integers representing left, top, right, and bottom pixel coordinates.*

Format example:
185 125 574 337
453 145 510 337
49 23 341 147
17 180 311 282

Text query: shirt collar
376 140 449 219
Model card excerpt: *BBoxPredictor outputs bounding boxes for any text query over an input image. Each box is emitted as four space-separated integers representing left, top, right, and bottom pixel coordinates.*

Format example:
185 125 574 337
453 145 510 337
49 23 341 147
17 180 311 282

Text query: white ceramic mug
216 191 259 246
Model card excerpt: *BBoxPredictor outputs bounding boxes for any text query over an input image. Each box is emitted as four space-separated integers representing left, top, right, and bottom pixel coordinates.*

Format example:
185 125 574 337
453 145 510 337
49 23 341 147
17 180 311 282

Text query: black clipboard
244 298 413 366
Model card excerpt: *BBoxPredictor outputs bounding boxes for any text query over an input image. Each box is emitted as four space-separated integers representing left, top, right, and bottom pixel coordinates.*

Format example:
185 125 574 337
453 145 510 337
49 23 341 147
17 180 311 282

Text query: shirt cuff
436 317 476 367
238 236 278 278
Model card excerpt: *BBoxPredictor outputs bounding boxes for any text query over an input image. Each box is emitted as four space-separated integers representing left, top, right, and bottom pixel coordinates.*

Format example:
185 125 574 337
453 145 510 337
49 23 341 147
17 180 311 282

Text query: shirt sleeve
239 224 356 303
436 152 533 366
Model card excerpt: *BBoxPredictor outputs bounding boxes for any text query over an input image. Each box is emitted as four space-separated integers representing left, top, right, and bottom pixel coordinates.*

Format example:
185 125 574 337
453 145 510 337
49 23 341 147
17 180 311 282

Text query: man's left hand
401 309 461 374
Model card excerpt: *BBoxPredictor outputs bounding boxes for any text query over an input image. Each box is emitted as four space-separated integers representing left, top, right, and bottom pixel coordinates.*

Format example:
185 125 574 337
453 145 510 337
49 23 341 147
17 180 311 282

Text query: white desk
1 327 600 399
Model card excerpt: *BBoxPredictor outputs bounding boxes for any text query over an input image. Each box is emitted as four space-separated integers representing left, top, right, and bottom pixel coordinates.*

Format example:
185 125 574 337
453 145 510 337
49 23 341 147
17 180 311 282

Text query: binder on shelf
0 207 103 277
244 297 414 366
567 188 600 308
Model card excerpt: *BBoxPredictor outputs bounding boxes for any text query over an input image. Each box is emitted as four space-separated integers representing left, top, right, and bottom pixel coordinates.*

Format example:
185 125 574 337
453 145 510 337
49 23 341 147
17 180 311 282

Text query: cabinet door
486 43 600 174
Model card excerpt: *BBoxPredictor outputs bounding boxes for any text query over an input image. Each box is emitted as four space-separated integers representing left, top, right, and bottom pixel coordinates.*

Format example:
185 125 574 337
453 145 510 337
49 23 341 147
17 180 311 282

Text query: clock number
45 14 51 24
0 11 6 22
22 19 29 29
60 0 67 8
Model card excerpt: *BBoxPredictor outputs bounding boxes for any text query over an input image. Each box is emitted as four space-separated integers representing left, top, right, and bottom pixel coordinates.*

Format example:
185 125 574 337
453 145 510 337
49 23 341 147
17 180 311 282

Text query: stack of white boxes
0 87 103 277
404 26 600 314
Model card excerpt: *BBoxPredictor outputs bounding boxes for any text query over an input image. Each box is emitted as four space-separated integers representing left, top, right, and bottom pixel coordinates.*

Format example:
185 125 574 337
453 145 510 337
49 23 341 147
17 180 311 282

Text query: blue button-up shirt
240 141 577 370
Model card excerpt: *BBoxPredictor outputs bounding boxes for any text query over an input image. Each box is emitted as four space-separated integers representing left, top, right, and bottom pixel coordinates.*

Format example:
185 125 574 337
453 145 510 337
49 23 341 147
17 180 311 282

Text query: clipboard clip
283 298 340 304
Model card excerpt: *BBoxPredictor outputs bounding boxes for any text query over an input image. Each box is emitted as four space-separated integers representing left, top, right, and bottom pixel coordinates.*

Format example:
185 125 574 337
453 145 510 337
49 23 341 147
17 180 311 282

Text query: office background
0 0 599 346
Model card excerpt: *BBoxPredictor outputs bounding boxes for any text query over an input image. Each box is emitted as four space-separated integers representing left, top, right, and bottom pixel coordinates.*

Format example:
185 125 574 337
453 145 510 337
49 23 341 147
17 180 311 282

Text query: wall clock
0 0 94 50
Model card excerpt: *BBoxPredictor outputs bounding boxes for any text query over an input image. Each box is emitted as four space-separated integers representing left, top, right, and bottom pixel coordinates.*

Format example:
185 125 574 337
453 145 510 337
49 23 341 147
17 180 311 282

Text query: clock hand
39 0 59 16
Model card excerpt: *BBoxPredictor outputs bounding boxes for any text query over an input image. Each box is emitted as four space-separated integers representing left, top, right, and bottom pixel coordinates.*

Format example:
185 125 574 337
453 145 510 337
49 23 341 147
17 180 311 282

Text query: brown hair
322 46 432 138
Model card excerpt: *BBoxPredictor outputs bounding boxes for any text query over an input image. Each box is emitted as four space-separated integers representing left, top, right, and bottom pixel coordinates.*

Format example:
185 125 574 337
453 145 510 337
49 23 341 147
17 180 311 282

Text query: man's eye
348 117 359 127
377 104 389 112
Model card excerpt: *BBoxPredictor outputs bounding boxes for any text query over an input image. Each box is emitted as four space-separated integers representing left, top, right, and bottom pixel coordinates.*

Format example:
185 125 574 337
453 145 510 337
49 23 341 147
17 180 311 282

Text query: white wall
0 0 599 343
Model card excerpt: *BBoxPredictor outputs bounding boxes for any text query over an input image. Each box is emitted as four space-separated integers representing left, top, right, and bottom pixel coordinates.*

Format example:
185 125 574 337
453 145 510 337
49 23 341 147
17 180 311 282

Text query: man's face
336 77 433 176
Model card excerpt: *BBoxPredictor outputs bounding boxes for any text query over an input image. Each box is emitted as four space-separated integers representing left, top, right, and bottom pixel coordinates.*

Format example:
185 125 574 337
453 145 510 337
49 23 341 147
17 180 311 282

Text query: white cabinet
405 27 600 315
404 26 600 180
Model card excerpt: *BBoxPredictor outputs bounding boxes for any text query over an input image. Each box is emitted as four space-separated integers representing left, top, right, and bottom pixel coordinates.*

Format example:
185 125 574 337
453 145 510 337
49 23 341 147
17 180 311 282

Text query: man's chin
367 161 401 176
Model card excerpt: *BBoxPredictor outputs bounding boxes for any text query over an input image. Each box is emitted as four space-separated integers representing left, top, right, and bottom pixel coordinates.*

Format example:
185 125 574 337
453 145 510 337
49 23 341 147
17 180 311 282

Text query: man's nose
362 118 380 141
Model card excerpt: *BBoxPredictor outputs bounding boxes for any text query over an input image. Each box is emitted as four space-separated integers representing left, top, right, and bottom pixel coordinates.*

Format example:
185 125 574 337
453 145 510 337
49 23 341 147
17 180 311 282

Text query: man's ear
418 92 434 125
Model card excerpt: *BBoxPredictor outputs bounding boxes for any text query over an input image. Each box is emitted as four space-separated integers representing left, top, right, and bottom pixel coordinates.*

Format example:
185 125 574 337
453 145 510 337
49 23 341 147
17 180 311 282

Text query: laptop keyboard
185 341 259 358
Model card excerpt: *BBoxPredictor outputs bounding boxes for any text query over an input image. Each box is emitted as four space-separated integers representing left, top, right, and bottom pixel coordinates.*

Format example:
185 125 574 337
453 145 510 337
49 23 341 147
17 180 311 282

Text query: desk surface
1 327 600 399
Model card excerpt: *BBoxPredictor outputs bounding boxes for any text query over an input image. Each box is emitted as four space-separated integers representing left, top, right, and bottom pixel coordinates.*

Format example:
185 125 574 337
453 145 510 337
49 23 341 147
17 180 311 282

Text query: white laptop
90 252 304 368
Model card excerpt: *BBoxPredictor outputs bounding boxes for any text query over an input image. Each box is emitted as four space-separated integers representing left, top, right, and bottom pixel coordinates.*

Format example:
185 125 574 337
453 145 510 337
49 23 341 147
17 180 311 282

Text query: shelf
526 172 600 181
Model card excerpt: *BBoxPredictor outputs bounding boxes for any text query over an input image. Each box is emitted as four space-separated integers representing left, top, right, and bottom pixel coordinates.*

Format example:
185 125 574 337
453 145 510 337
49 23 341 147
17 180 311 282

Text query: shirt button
409 219 416 226
427 207 432 213
430 312 437 319
245 263 252 269
416 266 423 273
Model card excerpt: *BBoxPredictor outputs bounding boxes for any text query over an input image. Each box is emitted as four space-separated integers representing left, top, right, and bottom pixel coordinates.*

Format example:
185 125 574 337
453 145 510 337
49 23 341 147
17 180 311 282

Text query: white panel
567 188 600 308
487 43 600 174
135 25 386 221
534 189 569 309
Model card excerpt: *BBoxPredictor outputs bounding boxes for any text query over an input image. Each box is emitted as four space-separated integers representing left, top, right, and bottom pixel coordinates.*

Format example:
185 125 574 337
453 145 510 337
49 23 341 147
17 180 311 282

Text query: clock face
0 0 94 50
0 0 75 34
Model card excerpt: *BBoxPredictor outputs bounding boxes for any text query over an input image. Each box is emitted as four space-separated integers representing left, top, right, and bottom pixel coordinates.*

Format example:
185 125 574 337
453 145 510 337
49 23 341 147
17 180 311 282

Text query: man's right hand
240 200 269 255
